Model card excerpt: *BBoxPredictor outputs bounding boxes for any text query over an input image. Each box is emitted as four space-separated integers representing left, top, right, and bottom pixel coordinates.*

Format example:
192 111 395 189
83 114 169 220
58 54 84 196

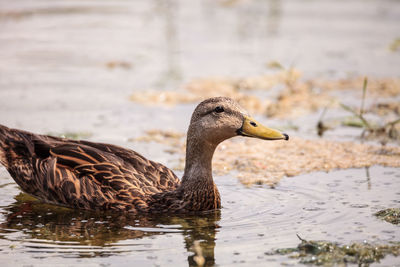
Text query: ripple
0 167 399 266
124 226 183 233
350 204 369 208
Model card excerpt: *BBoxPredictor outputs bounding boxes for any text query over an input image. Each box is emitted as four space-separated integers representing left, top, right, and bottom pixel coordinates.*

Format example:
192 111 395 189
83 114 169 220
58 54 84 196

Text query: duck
0 97 288 214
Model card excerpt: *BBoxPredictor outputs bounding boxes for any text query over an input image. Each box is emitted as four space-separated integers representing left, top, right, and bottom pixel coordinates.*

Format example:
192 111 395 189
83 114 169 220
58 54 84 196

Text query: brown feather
0 124 181 213
0 97 285 214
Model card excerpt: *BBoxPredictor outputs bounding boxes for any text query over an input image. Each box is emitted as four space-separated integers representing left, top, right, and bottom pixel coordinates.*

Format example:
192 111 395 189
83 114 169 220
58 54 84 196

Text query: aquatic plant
375 208 400 225
340 78 400 144
270 235 400 266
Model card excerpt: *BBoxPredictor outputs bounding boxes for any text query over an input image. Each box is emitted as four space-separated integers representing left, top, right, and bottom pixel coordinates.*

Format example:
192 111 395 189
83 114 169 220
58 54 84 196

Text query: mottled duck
0 97 288 213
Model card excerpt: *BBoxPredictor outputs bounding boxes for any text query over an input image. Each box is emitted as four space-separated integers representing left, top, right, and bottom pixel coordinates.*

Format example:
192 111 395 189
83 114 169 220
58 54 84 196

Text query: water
0 0 400 266
1 0 400 134
0 166 399 266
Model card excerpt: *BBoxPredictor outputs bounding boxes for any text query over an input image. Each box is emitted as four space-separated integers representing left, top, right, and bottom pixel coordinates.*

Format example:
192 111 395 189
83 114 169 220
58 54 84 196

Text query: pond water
0 0 399 266
0 166 399 266
1 0 399 134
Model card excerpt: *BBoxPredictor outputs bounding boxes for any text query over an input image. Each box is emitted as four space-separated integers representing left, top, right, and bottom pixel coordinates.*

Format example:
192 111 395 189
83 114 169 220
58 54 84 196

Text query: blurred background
0 0 399 266
0 0 399 141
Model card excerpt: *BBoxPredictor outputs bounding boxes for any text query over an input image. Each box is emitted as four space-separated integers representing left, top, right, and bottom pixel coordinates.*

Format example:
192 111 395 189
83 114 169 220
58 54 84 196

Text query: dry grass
370 102 400 116
214 138 400 186
130 69 310 116
130 70 400 119
264 81 334 118
133 130 400 186
314 76 400 97
130 129 184 146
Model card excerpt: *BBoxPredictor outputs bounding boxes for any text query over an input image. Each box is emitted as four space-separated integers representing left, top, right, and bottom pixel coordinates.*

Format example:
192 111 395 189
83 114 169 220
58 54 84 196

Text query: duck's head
188 97 288 145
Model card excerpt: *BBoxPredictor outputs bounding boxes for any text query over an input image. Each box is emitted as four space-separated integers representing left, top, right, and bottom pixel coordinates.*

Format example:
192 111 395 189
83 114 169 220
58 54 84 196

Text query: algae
375 208 400 225
269 236 400 266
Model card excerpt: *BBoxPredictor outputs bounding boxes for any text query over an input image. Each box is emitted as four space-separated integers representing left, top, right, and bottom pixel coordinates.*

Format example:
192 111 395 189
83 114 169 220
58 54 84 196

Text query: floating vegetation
46 131 93 140
105 61 132 70
185 77 266 114
370 102 400 116
269 235 400 266
360 120 400 145
130 90 199 107
130 76 270 113
215 138 400 186
130 129 184 146
375 208 400 225
340 78 400 144
265 81 333 119
131 68 400 121
133 130 400 186
130 69 325 116
314 76 400 97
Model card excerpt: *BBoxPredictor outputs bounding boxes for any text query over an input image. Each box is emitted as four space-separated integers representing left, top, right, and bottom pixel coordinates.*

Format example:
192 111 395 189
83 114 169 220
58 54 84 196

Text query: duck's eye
214 106 224 113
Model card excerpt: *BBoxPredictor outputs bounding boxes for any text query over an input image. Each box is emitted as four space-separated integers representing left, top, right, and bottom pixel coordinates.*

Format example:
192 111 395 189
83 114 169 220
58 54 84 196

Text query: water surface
0 0 399 266
0 166 399 266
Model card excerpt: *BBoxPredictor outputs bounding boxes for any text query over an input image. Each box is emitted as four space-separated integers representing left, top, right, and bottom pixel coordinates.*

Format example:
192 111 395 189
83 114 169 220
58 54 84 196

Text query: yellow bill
237 116 289 141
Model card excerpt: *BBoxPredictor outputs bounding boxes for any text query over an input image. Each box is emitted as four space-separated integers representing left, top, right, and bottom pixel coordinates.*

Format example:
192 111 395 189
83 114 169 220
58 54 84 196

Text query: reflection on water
0 166 399 266
161 0 182 88
0 193 220 266
0 0 399 134
0 0 400 265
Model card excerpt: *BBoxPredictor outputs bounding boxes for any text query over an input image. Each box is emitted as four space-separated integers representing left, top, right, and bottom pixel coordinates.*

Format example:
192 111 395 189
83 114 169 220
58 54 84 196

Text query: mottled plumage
0 97 288 214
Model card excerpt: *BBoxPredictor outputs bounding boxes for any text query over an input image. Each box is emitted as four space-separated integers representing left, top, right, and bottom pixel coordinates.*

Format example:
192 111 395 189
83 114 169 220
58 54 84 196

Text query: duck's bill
237 116 289 141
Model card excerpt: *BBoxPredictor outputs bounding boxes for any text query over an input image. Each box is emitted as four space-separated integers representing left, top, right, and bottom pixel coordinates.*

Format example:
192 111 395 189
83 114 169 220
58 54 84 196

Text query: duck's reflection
0 193 220 266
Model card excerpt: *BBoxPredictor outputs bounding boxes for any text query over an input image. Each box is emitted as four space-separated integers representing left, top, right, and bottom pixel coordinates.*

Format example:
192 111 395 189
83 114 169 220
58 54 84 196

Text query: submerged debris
270 236 400 266
133 130 400 186
375 208 400 225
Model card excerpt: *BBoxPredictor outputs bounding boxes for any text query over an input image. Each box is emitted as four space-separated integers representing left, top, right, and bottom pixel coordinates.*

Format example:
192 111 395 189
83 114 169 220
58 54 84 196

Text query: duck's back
0 124 180 212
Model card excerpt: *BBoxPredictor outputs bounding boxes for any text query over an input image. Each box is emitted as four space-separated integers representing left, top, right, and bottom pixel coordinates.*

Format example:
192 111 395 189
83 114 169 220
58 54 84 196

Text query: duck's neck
179 130 221 211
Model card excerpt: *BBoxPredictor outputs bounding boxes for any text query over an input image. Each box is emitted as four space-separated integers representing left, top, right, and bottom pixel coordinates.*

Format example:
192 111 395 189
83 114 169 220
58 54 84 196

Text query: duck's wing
0 125 180 212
